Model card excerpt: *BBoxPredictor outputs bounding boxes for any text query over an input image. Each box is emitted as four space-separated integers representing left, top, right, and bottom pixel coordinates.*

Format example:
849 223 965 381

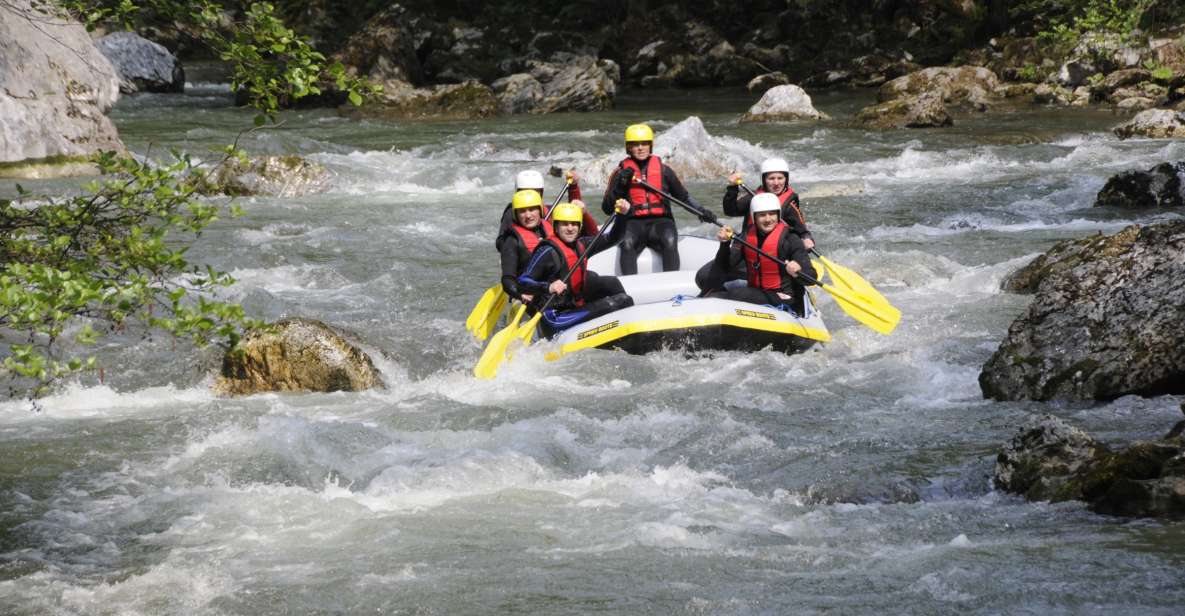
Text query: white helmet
759 158 790 177
515 170 545 190
750 193 781 214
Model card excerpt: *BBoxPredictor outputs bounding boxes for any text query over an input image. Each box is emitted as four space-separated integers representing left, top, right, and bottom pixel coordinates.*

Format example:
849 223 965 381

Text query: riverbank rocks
747 72 791 94
94 32 184 94
213 318 384 396
981 221 1185 401
995 415 1185 518
346 79 496 120
201 155 330 197
0 0 124 176
740 85 827 122
856 93 952 129
1094 162 1185 209
1114 109 1185 139
333 4 423 87
877 66 1002 110
512 55 618 113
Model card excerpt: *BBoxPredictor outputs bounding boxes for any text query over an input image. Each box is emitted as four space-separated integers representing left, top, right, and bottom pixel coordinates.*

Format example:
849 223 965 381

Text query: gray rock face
740 85 827 122
0 0 124 168
1114 109 1185 139
1001 226 1140 294
995 415 1185 518
214 318 384 396
980 221 1185 401
491 73 544 114
524 55 617 113
995 415 1107 501
628 21 762 88
1095 162 1185 209
334 5 423 87
855 93 952 129
95 31 184 94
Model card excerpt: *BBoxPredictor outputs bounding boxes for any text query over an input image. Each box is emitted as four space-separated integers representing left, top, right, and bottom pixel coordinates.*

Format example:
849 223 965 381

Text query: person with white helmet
601 123 707 275
724 157 813 250
496 168 598 253
698 192 816 315
517 202 633 336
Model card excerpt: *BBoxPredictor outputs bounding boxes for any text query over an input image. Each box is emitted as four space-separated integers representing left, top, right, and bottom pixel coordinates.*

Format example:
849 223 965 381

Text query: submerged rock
1114 109 1185 139
214 318 384 396
0 0 124 175
201 155 330 197
855 93 952 129
1094 162 1185 209
996 415 1185 518
740 85 827 122
981 221 1185 401
95 31 184 94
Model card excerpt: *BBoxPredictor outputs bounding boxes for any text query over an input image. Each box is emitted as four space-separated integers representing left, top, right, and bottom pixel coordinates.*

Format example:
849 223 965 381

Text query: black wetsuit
516 225 632 336
699 223 816 315
601 159 700 275
496 223 547 301
697 184 813 289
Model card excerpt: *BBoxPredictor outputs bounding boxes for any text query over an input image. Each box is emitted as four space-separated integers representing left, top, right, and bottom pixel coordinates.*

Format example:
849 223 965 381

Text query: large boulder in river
1114 109 1185 139
1000 226 1140 294
214 318 384 396
877 66 1001 110
94 31 184 94
855 93 952 129
980 221 1185 401
1094 162 1185 209
740 85 827 122
200 155 330 197
995 414 1185 518
0 0 124 175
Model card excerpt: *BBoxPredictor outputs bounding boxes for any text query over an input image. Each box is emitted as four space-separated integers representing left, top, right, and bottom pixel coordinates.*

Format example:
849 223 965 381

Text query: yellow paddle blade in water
819 280 901 335
815 254 895 314
516 312 542 345
466 284 507 341
474 305 527 379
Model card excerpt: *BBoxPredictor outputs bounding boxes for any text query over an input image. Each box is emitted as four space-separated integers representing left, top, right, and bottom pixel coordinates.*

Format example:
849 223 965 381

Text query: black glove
698 210 718 224
617 167 634 189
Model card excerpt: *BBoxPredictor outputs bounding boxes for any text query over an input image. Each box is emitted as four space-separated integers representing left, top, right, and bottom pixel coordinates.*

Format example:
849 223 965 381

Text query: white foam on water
0 383 214 424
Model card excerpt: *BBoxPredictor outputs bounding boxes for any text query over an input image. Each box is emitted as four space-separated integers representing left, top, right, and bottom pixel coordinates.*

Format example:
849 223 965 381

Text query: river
2 82 1184 615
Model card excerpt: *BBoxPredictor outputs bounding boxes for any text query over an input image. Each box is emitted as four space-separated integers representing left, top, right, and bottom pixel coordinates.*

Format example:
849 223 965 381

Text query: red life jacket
543 238 586 306
755 186 805 225
620 156 666 217
744 221 790 291
510 220 551 255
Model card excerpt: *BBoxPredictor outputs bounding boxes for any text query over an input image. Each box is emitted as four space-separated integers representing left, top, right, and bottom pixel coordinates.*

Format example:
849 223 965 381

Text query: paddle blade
475 290 509 340
474 305 526 379
516 312 542 346
466 284 504 339
817 255 894 313
821 281 901 335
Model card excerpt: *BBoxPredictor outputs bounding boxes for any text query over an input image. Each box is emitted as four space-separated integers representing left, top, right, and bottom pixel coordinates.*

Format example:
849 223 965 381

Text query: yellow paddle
474 212 619 379
737 183 895 313
637 179 900 335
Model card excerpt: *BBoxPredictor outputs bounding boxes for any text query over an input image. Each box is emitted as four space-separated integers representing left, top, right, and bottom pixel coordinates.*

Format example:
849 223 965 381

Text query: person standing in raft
497 190 554 303
601 123 702 274
496 169 597 253
517 202 633 336
699 193 817 315
723 157 813 249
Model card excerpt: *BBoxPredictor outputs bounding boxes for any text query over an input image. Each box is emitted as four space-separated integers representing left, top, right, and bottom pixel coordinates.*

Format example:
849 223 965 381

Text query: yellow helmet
551 202 584 225
512 189 543 210
624 123 654 143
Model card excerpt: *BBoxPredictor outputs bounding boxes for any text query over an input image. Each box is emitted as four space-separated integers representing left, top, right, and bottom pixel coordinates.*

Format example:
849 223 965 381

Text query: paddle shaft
634 179 820 285
543 179 573 221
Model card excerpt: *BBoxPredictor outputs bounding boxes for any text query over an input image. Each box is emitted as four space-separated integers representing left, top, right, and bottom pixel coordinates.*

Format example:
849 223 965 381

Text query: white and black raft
541 236 829 360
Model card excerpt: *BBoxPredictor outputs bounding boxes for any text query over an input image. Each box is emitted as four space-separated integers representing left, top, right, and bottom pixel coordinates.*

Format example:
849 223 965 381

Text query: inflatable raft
544 236 830 359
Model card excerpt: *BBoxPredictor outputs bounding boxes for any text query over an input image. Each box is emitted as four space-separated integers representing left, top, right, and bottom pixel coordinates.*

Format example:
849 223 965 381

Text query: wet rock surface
214 318 384 396
981 221 1185 401
201 155 331 197
740 85 827 122
995 414 1185 518
1114 109 1185 139
1094 162 1185 209
95 31 185 94
856 93 952 129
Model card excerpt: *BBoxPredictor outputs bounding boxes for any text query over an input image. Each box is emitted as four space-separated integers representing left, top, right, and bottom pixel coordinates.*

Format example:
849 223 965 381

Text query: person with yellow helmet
698 193 817 315
724 158 813 248
496 169 598 254
600 123 706 275
497 189 554 303
517 202 632 336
